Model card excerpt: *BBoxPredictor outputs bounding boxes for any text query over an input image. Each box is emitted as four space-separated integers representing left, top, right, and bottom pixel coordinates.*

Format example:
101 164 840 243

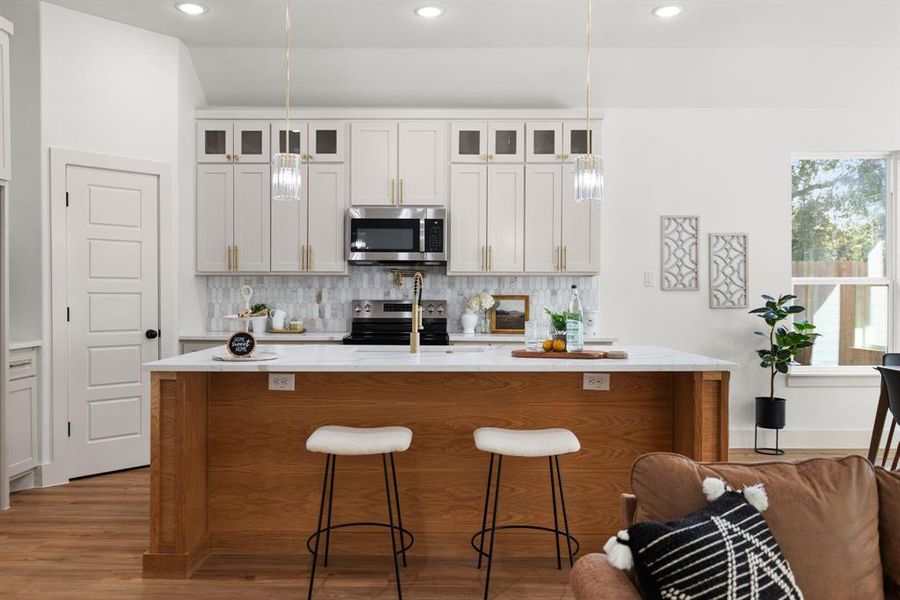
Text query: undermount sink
354 346 487 354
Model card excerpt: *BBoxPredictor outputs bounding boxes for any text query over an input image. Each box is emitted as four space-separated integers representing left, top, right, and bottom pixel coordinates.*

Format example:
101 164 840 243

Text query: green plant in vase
544 308 578 352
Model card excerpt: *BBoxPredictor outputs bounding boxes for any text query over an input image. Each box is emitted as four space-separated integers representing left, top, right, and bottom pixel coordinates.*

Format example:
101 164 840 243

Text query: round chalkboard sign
227 331 256 358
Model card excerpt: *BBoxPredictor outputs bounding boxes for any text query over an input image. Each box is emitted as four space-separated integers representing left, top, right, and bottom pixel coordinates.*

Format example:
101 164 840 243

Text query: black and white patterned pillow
604 478 803 600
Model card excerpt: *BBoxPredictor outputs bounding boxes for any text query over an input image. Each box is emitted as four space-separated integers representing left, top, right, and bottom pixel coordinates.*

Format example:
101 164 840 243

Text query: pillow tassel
603 530 634 570
702 476 728 502
741 483 769 512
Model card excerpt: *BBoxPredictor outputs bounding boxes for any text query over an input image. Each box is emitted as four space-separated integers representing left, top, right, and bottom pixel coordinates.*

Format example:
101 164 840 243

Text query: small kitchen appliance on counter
343 299 450 346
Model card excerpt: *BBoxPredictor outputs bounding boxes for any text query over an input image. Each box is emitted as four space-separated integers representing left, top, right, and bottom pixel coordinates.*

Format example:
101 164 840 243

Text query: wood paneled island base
143 368 730 579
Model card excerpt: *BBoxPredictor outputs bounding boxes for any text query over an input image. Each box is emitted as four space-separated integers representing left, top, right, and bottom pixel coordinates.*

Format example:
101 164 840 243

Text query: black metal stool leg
549 456 562 570
307 454 332 600
477 453 495 569
555 455 574 567
389 453 407 568
483 455 503 600
323 455 337 567
382 454 403 600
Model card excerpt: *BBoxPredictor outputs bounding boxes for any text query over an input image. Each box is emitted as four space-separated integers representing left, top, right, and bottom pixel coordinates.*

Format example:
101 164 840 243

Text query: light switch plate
583 373 610 391
644 271 655 287
268 373 295 391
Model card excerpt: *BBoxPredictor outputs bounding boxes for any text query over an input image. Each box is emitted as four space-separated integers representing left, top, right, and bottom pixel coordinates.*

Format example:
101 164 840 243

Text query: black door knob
145 329 159 339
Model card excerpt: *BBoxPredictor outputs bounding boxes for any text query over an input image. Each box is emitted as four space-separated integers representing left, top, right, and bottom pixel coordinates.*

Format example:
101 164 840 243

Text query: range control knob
437 304 445 314
426 304 436 314
354 304 363 314
364 303 372 313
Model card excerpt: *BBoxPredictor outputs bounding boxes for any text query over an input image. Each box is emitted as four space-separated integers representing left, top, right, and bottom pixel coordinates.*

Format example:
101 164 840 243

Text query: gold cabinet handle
488 246 493 271
488 154 495 160
308 245 314 271
399 178 404 205
226 154 232 161
555 246 560 271
563 246 568 271
390 178 396 204
300 245 306 272
308 154 314 161
234 246 239 271
481 245 485 271
227 246 232 271
234 154 240 162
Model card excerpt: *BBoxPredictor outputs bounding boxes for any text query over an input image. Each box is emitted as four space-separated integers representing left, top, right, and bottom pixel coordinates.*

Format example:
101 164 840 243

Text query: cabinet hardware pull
563 246 568 271
399 178 404 205
9 360 31 369
235 246 239 271
308 245 314 270
226 154 232 161
308 154 314 160
555 246 560 271
488 154 495 160
234 155 240 162
390 178 396 204
227 246 232 271
481 245 485 271
488 246 493 271
301 246 306 272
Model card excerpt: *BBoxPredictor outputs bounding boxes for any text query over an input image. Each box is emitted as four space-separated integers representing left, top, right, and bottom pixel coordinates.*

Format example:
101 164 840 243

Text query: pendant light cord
284 0 291 143
585 0 592 139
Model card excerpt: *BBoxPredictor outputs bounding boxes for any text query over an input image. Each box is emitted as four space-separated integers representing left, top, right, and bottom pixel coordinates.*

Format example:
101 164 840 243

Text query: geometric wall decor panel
660 216 699 291
709 233 749 309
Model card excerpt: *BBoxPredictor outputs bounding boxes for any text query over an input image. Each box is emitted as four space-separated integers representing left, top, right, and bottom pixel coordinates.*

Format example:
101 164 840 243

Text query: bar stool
305 425 414 600
471 427 581 600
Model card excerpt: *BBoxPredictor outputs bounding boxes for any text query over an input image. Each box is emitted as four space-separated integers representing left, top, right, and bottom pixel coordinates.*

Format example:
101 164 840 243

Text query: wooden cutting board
510 350 628 360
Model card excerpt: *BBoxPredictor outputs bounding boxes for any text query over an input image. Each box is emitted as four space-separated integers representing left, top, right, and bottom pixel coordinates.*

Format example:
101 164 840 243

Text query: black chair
873 355 900 469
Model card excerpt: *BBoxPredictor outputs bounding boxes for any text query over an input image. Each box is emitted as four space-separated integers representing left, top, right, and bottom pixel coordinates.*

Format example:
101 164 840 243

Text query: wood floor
0 448 880 599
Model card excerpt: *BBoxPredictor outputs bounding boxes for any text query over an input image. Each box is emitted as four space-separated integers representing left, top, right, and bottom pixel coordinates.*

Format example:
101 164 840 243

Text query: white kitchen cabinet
270 167 308 272
7 348 37 478
196 164 270 273
271 121 347 163
562 120 602 160
351 121 398 205
526 121 601 163
270 121 307 161
0 20 11 182
451 121 523 164
398 121 447 206
449 164 523 274
233 121 271 164
524 163 600 274
198 121 270 164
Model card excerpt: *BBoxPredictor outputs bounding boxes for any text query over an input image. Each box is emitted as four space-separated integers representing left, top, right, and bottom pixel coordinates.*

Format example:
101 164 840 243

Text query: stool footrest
306 522 415 556
469 525 580 560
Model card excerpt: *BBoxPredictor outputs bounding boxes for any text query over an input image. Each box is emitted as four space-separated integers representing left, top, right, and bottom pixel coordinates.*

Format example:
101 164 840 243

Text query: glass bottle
566 285 584 352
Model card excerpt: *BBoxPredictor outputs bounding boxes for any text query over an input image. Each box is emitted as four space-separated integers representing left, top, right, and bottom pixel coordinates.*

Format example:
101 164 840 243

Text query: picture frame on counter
490 295 530 333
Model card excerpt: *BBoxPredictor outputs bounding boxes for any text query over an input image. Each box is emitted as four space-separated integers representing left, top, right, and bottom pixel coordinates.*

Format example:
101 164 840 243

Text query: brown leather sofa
570 453 900 600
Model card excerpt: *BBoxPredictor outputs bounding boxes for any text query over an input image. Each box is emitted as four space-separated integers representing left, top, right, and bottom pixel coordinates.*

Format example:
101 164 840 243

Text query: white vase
461 310 478 335
250 316 268 334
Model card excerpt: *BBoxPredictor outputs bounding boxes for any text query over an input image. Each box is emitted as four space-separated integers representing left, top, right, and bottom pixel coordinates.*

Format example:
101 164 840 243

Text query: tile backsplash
205 267 598 332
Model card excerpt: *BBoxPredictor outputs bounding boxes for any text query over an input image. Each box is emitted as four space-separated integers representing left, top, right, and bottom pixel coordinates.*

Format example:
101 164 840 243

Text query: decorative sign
227 331 256 357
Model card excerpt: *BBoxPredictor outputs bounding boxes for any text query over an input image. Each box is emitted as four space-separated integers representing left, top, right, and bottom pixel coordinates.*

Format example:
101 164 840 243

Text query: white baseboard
730 428 875 449
10 469 37 493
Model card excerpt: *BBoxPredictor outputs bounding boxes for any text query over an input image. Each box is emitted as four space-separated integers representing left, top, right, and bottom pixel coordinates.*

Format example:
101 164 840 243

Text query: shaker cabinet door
485 164 525 273
270 166 309 272
308 121 346 163
233 121 271 164
487 122 524 163
197 121 234 163
525 122 563 163
450 122 487 163
350 121 398 205
398 121 447 206
524 164 563 273
449 164 487 273
196 165 234 272
560 163 600 273
233 164 271 272
306 164 348 273
562 120 602 162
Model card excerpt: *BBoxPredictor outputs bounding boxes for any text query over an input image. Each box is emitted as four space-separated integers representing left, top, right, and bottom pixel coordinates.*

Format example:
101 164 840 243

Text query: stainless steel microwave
346 207 447 265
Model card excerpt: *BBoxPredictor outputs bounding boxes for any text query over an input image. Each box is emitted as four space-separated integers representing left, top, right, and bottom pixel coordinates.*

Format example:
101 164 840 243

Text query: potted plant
249 303 270 334
465 293 496 334
749 293 820 454
544 308 572 352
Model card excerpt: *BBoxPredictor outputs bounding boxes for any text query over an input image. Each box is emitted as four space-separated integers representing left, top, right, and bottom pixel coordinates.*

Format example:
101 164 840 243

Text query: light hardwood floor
1 449 880 599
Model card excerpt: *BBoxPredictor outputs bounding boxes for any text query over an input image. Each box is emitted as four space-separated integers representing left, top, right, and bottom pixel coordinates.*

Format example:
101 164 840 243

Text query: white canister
460 310 478 335
250 316 268 334
584 309 600 337
271 309 287 330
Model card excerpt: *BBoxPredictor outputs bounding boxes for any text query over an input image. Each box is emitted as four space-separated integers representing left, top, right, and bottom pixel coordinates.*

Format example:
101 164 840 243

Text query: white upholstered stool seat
306 425 413 456
473 427 580 458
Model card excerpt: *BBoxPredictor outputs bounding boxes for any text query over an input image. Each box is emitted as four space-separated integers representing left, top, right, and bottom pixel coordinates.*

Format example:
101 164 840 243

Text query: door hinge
65 192 69 207
67 307 70 322
67 422 71 438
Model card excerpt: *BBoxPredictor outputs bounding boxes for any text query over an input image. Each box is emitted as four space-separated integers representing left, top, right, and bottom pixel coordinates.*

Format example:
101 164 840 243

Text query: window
791 157 891 367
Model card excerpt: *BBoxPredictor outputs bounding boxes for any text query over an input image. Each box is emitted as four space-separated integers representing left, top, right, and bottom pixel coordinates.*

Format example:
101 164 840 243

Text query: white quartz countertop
179 331 616 344
145 344 737 373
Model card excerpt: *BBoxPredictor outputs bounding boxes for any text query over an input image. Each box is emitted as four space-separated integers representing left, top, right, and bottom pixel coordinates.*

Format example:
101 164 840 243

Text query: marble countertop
179 331 617 344
145 344 737 373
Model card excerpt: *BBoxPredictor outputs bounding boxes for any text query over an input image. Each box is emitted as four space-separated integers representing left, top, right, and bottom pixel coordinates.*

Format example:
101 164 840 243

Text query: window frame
788 152 897 383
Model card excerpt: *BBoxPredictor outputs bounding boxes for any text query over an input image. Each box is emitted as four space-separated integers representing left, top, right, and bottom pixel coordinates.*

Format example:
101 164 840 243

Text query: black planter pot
754 396 786 455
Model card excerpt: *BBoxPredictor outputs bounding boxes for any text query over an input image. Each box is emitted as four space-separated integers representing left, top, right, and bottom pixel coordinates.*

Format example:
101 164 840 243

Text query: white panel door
560 163 601 273
449 164 487 273
270 120 308 162
526 122 563 163
233 120 271 164
350 121 398 205
562 120 602 162
486 164 525 273
196 165 234 272
233 164 271 272
307 164 347 273
197 120 233 163
308 121 347 163
270 166 309 272
487 121 524 163
7 377 37 477
524 164 563 273
66 165 158 478
450 122 487 163
398 121 447 206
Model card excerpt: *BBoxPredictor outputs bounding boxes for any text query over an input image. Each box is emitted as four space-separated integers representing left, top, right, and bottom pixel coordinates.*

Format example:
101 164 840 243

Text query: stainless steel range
342 299 450 346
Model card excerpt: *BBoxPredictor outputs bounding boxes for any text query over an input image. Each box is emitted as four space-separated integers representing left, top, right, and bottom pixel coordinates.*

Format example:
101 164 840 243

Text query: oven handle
419 217 426 254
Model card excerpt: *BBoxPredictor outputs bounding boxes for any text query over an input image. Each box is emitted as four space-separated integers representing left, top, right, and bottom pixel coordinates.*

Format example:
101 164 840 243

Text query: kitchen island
142 344 735 578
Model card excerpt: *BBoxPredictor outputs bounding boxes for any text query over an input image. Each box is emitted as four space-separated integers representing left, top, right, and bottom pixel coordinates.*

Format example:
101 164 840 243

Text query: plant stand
754 426 784 456
754 396 786 456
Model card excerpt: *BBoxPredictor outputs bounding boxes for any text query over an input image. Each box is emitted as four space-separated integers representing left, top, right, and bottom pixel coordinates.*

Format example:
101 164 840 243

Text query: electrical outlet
268 373 295 391
643 271 655 287
583 373 611 391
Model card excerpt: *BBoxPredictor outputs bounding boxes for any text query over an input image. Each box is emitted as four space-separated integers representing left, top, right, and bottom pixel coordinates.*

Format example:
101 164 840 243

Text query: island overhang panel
142 345 734 579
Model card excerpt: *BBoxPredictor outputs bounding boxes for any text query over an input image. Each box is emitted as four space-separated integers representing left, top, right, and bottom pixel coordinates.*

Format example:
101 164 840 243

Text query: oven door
346 207 445 264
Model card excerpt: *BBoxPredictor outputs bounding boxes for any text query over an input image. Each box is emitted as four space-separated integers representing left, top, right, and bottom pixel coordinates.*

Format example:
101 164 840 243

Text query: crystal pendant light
574 0 604 203
271 0 302 201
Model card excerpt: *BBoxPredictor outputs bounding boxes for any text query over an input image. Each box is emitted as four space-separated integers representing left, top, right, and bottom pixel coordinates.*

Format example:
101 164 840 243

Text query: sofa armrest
570 553 642 600
621 493 637 529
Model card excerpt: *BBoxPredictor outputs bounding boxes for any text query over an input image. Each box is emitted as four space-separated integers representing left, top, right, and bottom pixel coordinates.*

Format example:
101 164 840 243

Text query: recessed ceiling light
652 5 685 18
175 2 208 16
414 6 445 19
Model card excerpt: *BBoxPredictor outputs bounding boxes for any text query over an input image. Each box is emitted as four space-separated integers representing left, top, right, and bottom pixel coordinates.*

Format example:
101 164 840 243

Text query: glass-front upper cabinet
270 121 308 162
233 121 270 163
308 121 346 162
451 122 487 163
488 122 524 163
526 122 563 163
197 121 233 163
562 120 602 161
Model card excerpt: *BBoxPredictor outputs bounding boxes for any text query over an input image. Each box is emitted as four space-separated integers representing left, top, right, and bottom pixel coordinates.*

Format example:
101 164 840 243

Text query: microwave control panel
424 219 444 253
